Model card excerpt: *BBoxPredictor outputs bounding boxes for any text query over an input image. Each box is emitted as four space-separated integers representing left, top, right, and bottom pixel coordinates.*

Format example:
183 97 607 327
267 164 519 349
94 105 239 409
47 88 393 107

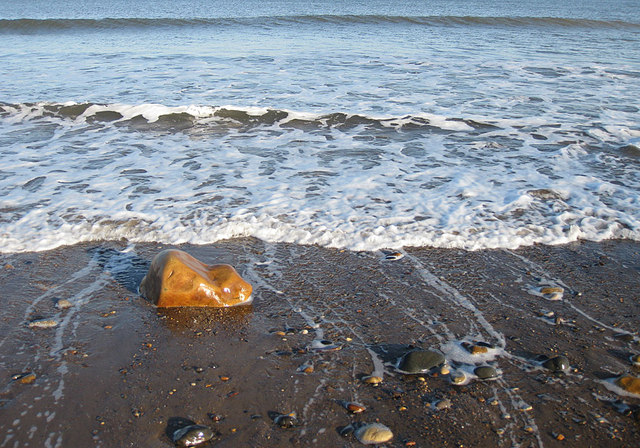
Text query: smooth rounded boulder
140 249 253 308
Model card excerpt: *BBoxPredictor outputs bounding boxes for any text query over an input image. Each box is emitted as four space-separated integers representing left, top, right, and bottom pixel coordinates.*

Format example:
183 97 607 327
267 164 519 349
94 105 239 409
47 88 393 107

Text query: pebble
614 333 635 343
397 349 445 373
631 354 640 366
463 341 494 355
474 366 498 380
435 398 452 410
339 424 355 436
342 401 366 414
14 372 36 384
56 299 72 310
28 319 58 329
309 340 342 351
542 355 570 373
451 372 467 384
362 375 382 385
297 363 314 374
540 286 563 301
274 412 297 428
385 252 404 261
469 345 488 355
540 286 563 295
354 423 394 445
615 375 640 395
172 424 214 447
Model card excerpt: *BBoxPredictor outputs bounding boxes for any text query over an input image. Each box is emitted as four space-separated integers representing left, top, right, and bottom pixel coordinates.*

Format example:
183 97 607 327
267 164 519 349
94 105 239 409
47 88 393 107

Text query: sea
1 0 639 253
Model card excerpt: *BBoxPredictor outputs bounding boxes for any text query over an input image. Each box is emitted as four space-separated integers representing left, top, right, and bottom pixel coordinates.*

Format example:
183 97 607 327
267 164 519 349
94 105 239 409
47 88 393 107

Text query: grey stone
397 349 445 373
474 366 498 380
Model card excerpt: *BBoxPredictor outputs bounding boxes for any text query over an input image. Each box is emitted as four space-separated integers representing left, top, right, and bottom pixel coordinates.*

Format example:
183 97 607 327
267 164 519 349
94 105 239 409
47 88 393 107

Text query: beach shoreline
1 238 639 447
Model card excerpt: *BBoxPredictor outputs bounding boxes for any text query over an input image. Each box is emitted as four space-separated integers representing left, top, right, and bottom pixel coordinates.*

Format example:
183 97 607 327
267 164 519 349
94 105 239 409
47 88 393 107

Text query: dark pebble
274 414 297 428
208 413 224 422
172 424 214 447
542 355 570 372
397 349 445 373
474 366 498 380
339 424 355 436
614 333 635 343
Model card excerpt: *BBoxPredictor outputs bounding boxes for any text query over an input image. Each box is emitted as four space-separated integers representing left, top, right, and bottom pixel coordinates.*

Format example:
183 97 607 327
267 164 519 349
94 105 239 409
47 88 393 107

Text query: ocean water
1 0 639 253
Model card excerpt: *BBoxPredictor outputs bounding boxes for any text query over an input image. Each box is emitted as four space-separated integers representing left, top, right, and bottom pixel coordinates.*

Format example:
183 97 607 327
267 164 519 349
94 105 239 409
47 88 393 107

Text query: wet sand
1 238 639 447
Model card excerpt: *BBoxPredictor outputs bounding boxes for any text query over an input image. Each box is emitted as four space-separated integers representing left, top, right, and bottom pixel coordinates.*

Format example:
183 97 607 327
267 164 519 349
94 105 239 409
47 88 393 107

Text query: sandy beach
1 238 639 447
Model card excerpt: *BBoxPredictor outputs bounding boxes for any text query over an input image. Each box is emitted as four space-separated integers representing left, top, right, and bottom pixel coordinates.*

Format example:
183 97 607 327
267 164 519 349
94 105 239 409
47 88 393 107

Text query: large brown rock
140 250 253 308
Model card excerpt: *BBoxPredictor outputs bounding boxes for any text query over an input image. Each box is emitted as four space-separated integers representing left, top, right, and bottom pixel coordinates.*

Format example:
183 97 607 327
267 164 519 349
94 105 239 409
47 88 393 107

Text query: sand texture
1 238 639 447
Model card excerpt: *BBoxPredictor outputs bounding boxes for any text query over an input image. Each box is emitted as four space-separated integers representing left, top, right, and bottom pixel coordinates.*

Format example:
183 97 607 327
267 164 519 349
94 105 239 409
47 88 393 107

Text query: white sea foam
80 103 215 122
440 340 504 365
1 100 639 253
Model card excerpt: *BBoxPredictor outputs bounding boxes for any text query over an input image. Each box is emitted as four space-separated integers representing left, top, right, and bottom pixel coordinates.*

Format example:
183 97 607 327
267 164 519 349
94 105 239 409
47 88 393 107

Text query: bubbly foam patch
1 100 639 253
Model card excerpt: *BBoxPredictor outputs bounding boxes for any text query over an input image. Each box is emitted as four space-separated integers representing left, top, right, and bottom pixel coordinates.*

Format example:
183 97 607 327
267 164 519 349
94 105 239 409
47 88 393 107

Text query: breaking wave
2 15 639 33
0 102 498 133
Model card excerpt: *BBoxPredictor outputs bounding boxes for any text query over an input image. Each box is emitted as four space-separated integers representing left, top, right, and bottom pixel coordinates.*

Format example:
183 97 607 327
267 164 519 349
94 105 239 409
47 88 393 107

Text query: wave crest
2 15 638 33
0 102 496 133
